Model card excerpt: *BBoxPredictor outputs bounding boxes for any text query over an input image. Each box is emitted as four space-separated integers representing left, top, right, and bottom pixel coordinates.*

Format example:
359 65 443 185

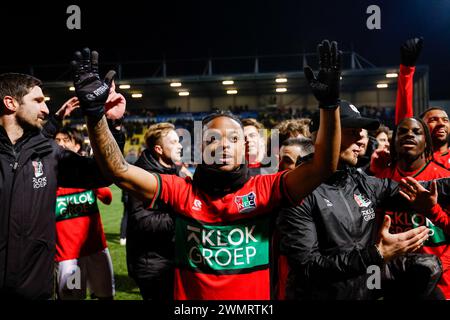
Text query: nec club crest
235 192 257 213
32 160 44 178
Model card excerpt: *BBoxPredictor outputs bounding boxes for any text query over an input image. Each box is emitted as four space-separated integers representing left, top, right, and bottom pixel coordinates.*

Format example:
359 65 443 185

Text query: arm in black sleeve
56 117 127 188
42 113 62 139
57 148 111 188
277 196 384 284
127 194 174 234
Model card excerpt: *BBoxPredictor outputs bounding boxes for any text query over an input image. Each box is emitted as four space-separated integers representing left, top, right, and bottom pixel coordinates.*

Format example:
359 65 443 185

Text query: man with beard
373 117 450 298
71 40 342 299
126 122 183 300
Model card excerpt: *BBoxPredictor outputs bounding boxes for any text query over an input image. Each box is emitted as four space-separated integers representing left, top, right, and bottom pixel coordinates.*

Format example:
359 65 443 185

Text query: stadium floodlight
222 80 234 85
377 83 388 88
69 86 75 91
131 93 143 98
275 78 287 83
179 91 190 96
227 90 238 95
170 82 182 87
385 73 398 78
276 88 287 93
119 84 131 89
44 97 50 101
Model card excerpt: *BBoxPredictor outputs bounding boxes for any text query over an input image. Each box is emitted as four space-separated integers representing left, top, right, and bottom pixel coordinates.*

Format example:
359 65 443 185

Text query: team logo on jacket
323 198 333 207
354 194 371 208
32 160 47 189
235 192 257 213
354 194 374 221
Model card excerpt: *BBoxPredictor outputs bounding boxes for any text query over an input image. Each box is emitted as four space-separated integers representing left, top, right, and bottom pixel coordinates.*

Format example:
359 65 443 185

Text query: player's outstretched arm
87 116 157 201
284 40 341 203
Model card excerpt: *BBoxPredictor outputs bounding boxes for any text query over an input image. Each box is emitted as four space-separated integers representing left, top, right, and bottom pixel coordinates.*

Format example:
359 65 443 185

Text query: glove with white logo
71 48 116 120
304 39 342 109
400 37 423 67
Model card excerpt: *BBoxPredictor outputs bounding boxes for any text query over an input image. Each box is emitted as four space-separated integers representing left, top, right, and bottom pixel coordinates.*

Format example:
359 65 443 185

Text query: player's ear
3 96 19 113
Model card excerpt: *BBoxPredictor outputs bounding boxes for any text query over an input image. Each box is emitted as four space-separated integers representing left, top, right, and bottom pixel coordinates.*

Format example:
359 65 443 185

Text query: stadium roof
25 51 428 113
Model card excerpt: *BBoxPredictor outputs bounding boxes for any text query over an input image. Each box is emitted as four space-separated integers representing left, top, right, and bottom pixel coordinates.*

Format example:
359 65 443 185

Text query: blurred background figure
371 125 391 152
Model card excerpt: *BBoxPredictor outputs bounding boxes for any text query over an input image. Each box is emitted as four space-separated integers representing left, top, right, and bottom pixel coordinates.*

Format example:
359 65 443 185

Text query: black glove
71 48 116 120
400 37 423 67
304 40 342 109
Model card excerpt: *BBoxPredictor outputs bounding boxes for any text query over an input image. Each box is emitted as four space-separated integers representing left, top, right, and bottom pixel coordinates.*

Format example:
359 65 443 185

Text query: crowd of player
1 37 450 301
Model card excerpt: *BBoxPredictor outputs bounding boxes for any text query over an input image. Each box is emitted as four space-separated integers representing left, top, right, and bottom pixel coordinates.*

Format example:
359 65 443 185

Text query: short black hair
282 137 313 149
420 106 448 119
201 110 243 129
282 137 314 158
56 127 85 154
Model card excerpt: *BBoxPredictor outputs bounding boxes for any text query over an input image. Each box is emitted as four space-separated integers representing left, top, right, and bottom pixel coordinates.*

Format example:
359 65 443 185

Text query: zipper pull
12 162 18 171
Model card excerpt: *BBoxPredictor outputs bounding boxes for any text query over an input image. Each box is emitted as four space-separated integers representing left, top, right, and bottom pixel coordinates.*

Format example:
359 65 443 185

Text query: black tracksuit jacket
0 126 110 299
277 166 450 300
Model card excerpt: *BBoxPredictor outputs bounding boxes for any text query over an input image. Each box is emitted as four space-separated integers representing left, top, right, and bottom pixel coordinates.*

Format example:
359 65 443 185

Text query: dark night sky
1 0 449 99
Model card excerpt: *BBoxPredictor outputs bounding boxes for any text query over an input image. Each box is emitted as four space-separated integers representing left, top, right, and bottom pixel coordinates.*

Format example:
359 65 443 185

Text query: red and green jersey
153 172 289 300
55 187 111 262
375 161 450 298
